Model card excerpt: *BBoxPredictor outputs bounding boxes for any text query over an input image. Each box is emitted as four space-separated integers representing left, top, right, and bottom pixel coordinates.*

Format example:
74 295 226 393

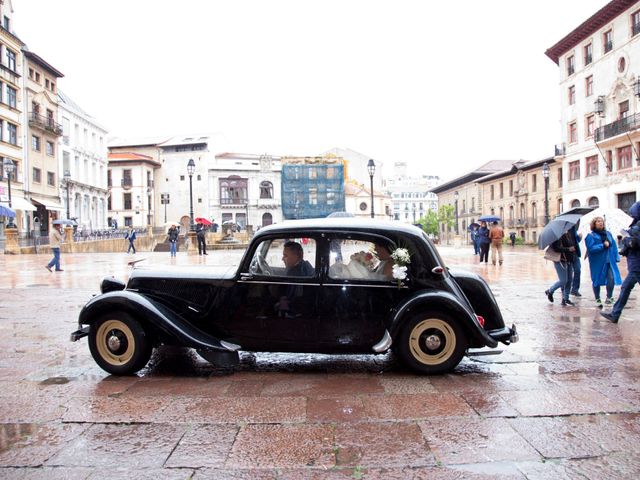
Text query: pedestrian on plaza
470 227 480 255
212 222 219 233
477 221 490 263
125 226 137 254
509 232 516 247
601 201 640 323
196 222 208 255
489 221 504 265
167 224 179 257
585 217 621 308
544 230 577 306
45 224 64 272
569 227 583 298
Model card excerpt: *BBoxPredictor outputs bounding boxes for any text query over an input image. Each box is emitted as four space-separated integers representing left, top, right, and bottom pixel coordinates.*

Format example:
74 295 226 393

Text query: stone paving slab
0 248 639 477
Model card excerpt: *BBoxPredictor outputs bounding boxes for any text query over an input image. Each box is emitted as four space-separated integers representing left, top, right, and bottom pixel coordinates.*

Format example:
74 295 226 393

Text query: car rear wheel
88 312 152 375
396 312 466 374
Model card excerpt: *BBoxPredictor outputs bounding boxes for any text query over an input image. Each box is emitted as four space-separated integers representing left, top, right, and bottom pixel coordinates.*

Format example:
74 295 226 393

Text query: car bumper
487 323 518 344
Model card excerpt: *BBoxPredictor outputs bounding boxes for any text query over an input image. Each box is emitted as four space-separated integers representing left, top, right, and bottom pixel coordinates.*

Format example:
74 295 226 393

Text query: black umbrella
538 213 582 250
478 215 501 223
467 222 480 231
52 219 77 226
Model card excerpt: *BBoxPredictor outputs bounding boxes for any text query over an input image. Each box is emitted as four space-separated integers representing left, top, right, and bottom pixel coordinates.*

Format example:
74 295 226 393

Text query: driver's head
282 241 303 269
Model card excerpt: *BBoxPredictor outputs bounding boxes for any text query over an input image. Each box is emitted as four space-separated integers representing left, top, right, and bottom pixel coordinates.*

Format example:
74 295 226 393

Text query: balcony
555 143 565 156
594 112 640 142
28 112 63 136
121 178 133 189
221 198 248 205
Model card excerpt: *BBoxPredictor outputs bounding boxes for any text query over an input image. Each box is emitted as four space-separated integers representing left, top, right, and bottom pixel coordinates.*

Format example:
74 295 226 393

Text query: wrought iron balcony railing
594 112 640 142
121 178 133 188
28 112 63 136
555 143 565 156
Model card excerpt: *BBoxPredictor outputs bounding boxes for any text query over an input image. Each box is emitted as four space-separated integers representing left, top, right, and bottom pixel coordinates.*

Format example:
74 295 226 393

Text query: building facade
385 162 440 223
211 153 282 228
546 0 640 212
23 49 64 236
58 90 109 230
0 0 27 237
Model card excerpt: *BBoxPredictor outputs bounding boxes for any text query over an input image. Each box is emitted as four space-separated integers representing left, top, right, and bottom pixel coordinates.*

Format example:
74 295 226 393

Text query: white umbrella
577 207 633 248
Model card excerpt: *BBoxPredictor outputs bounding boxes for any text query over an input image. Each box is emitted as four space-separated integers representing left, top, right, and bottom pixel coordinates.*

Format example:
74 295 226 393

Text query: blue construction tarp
281 164 345 219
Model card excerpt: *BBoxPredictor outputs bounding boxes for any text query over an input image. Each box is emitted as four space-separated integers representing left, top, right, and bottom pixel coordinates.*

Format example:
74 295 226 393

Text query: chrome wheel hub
425 334 442 351
107 334 122 352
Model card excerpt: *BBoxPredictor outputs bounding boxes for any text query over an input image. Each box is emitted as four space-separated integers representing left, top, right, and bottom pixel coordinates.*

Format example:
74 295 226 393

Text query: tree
418 210 439 237
438 205 455 244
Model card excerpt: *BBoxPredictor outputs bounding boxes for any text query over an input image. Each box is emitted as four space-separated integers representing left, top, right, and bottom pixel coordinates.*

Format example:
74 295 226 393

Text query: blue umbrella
0 204 16 217
538 213 582 250
478 215 501 223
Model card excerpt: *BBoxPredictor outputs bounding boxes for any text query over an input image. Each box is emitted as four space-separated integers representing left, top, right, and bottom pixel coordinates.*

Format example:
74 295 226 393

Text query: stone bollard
3 226 20 254
64 226 74 243
187 230 197 254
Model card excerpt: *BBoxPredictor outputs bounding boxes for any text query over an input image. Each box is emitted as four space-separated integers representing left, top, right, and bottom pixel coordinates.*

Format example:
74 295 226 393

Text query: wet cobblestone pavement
0 246 639 479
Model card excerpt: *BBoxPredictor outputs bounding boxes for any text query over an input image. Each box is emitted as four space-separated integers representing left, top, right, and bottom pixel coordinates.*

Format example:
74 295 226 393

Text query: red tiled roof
108 152 154 161
545 0 638 64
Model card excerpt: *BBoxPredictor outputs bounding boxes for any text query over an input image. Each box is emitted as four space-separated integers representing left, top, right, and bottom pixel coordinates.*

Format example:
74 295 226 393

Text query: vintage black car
71 219 518 375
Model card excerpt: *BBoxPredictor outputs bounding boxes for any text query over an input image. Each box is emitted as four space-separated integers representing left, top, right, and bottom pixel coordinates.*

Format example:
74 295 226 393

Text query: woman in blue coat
477 221 491 263
585 216 621 308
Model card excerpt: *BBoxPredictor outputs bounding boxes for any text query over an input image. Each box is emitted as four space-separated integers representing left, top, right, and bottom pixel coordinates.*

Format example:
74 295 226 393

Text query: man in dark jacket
601 201 640 323
196 223 208 255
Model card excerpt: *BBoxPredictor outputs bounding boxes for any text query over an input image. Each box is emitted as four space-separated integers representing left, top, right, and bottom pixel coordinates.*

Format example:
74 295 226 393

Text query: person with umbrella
477 221 491 263
45 223 64 272
196 222 208 255
601 201 640 323
544 230 577 306
585 217 621 308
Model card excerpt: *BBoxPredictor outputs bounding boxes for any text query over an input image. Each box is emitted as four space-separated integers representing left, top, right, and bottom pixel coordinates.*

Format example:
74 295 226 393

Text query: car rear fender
389 291 498 348
78 290 238 352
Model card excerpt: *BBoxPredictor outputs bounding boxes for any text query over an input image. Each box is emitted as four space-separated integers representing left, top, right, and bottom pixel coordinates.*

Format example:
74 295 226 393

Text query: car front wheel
396 312 466 374
88 312 152 375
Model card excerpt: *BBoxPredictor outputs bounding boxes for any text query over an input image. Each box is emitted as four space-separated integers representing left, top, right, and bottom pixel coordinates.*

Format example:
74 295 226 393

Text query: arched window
532 202 537 220
519 203 525 221
509 206 514 220
261 212 273 226
571 199 580 208
260 181 273 199
588 196 599 207
499 207 504 220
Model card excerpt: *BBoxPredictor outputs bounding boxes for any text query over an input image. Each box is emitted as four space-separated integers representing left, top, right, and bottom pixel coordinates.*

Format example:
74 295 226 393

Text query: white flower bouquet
391 247 411 287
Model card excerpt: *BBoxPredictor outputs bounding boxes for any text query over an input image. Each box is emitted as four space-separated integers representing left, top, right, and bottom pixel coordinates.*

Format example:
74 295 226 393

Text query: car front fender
389 291 498 348
78 290 238 352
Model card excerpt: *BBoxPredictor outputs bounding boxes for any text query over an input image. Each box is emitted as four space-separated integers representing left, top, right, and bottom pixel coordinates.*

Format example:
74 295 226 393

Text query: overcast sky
17 0 607 181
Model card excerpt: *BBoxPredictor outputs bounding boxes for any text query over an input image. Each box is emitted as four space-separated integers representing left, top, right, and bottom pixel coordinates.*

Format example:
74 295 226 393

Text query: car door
231 236 322 351
317 233 411 351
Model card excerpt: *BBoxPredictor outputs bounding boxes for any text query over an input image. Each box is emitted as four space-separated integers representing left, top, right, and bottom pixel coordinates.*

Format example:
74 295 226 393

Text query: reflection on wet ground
0 247 639 478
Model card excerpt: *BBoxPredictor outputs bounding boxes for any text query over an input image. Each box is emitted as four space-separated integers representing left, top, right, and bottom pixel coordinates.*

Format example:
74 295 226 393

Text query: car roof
255 218 424 239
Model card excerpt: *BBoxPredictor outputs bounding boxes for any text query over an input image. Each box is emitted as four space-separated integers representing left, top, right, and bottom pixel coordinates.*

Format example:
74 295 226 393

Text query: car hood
128 265 237 282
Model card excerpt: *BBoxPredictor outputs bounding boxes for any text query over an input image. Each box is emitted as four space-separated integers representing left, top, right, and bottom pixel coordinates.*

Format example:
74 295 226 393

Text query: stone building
385 162 439 223
23 49 64 236
58 90 109 230
546 0 640 212
0 0 28 237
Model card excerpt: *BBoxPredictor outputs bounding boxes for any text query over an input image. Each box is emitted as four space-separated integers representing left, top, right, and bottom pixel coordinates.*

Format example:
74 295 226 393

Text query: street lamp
187 158 195 231
454 191 459 235
542 162 550 225
161 193 169 223
3 158 15 227
367 159 375 218
64 170 71 220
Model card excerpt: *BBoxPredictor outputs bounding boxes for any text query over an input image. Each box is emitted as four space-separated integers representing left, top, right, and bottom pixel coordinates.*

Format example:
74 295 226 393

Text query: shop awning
31 196 64 211
0 197 37 211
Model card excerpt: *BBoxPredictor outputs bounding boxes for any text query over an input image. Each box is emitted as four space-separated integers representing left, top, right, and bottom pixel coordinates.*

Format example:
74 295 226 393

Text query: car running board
466 348 504 357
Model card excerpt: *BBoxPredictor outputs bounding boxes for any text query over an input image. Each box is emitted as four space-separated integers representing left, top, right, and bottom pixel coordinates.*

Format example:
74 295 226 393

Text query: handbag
544 246 561 262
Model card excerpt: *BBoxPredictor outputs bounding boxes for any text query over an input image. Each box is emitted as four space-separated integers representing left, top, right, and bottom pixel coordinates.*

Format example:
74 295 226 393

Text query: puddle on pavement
0 424 36 452
39 376 72 385
25 284 50 288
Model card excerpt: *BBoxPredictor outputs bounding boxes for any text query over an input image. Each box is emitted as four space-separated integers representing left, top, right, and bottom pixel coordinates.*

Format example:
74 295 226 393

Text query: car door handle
240 273 254 281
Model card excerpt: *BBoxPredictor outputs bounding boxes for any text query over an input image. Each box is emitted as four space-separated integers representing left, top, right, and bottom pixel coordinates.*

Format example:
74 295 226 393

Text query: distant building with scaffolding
281 155 345 219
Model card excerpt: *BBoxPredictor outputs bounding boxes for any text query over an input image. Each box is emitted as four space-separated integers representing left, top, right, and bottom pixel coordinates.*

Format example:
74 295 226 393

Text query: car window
249 237 316 277
328 238 394 282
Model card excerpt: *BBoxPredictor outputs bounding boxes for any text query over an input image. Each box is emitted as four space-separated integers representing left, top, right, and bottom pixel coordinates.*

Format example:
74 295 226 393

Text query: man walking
45 224 64 272
601 201 640 323
125 226 137 254
489 221 504 265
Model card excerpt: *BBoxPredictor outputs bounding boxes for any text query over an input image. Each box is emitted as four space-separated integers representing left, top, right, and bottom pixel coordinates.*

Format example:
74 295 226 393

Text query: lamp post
187 158 195 231
542 162 550 225
454 191 459 235
64 170 71 220
161 193 169 223
367 159 375 219
3 158 15 227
